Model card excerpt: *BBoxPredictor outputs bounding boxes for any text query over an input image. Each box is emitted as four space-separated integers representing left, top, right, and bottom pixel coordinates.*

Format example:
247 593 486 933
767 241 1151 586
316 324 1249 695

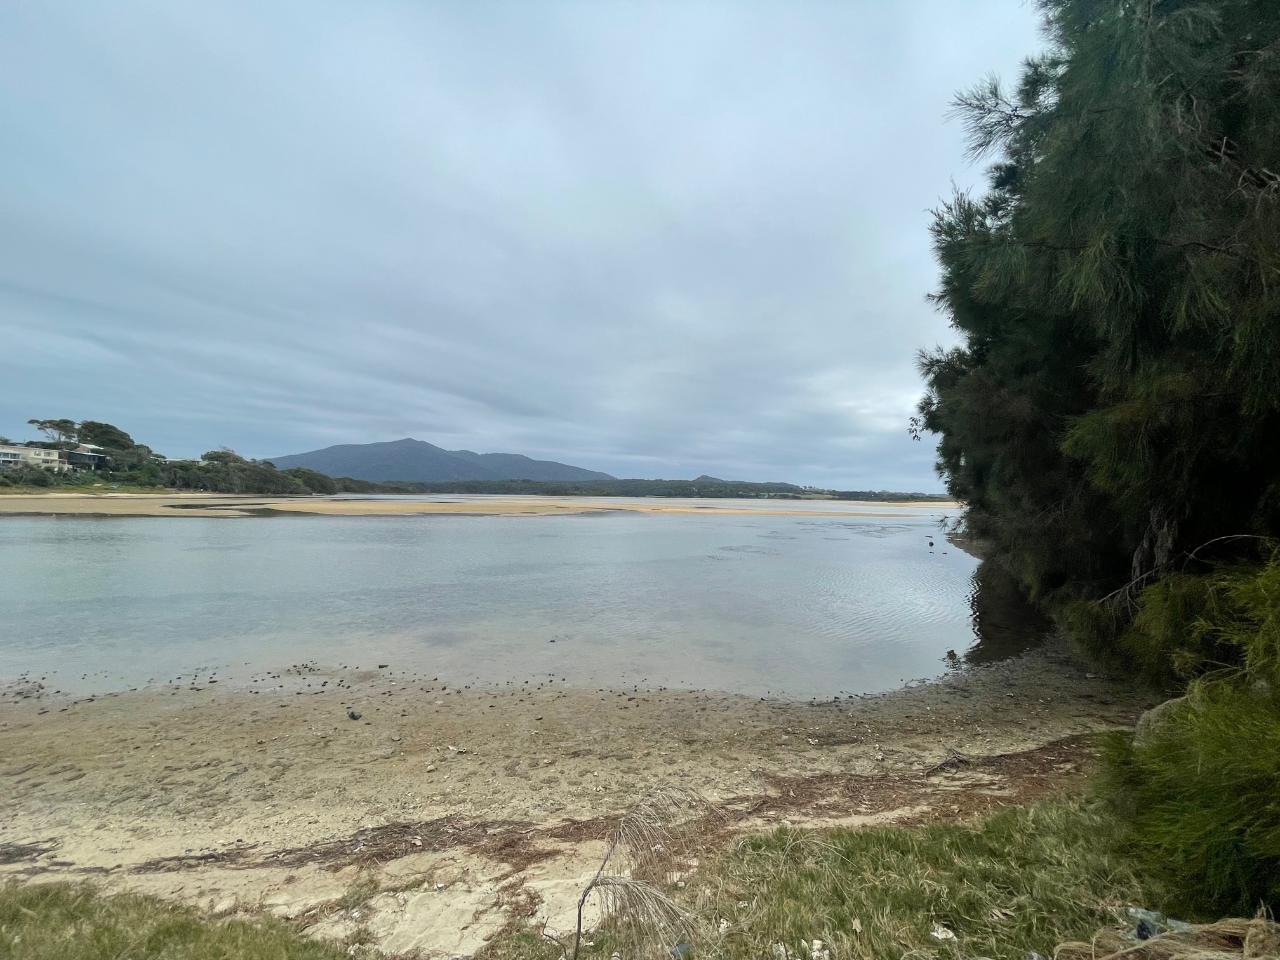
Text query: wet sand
0 492 955 519
0 643 1149 955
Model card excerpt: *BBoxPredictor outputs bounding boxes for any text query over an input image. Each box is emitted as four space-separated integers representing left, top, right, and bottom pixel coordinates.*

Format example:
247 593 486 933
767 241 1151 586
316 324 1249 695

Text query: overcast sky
0 1 1042 488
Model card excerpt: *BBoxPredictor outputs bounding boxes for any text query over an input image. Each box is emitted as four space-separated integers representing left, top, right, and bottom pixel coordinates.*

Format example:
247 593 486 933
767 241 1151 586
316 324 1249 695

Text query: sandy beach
0 643 1148 955
0 492 956 519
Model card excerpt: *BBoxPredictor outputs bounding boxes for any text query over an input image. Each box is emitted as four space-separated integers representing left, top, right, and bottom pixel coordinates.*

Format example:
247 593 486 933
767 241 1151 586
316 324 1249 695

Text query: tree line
2 419 417 495
918 0 1279 914
4 420 948 500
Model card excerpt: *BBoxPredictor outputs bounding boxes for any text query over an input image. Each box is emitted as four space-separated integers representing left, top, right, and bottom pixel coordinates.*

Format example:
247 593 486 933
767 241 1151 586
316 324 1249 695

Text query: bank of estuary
0 643 1149 957
0 492 953 519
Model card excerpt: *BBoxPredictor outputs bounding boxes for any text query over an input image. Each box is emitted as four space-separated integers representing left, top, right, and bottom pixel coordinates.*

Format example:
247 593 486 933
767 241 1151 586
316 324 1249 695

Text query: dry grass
552 786 717 960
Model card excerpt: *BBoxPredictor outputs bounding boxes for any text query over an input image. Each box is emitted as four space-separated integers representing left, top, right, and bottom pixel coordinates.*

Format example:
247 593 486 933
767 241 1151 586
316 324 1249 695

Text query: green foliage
1102 685 1280 917
281 467 339 495
1102 557 1280 914
917 0 1280 607
920 0 1280 918
0 881 353 959
1217 556 1280 685
76 421 135 451
26 417 78 447
1099 554 1280 688
0 464 55 488
1120 573 1225 686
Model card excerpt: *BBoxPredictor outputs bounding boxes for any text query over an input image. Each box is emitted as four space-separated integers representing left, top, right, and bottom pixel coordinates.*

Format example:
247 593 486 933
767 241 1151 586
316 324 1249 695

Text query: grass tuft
0 881 355 960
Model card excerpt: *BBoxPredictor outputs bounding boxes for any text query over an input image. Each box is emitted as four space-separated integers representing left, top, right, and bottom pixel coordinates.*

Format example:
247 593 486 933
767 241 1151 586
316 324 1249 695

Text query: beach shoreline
0 641 1147 955
0 491 959 519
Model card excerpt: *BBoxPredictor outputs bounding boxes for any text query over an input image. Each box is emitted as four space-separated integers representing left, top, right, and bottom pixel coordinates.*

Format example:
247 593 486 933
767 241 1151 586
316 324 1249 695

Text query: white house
0 443 107 472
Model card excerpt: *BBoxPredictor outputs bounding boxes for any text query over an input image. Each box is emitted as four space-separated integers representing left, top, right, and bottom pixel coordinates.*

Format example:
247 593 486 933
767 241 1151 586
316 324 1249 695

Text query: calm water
0 500 1035 698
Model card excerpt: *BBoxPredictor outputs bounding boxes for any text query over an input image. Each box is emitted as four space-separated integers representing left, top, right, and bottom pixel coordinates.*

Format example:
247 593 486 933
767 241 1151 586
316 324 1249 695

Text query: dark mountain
266 438 614 483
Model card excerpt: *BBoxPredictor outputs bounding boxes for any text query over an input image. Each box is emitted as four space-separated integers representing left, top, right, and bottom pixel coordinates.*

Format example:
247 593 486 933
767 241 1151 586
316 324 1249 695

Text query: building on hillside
0 443 108 472
63 445 109 470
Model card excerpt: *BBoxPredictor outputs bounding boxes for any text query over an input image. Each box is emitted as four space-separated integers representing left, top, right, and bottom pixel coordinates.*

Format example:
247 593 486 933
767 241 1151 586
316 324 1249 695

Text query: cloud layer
0 1 1041 488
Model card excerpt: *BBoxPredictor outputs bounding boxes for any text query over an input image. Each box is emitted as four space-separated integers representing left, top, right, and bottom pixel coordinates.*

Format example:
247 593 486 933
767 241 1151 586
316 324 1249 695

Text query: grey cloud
0 0 1043 488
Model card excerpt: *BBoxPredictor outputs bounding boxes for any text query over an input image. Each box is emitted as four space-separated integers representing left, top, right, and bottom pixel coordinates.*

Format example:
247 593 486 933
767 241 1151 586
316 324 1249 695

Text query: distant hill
266 438 615 483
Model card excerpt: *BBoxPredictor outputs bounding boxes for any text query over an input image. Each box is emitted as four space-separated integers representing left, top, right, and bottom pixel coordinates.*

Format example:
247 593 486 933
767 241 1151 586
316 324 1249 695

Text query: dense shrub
1103 556 1280 915
0 464 54 487
1106 554 1280 688
1103 684 1280 916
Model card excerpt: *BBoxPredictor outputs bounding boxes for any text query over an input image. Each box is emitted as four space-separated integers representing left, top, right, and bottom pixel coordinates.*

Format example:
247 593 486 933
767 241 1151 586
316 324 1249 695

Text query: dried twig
563 785 717 960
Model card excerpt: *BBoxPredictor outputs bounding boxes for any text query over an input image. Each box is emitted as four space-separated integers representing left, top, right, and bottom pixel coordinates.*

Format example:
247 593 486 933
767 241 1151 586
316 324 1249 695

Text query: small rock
346 708 362 721
209 896 237 918
930 924 956 942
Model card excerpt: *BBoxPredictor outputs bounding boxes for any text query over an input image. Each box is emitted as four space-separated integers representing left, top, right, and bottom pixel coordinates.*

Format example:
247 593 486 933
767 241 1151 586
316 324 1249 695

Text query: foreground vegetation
0 882 350 960
916 0 1280 918
1 801 1156 960
699 800 1156 960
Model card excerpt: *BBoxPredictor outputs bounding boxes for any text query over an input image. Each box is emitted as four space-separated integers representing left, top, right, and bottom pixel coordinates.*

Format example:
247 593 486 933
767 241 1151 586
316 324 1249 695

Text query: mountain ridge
266 438 615 483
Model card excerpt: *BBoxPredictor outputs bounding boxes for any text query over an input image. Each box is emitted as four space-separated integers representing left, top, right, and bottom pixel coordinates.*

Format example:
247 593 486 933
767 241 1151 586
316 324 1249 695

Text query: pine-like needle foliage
917 0 1280 604
918 0 1280 916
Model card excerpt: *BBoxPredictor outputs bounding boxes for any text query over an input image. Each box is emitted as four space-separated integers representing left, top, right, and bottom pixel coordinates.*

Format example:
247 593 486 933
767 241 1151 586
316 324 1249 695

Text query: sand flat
0 644 1144 954
0 491 956 518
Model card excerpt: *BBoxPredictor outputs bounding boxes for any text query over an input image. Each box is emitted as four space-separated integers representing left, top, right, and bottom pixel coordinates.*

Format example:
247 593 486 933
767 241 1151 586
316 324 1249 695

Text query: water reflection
964 560 1053 664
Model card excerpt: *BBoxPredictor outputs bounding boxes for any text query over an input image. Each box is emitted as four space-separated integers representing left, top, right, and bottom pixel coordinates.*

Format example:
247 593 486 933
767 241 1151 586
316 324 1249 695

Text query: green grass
0 882 356 960
689 800 1155 960
2 802 1157 960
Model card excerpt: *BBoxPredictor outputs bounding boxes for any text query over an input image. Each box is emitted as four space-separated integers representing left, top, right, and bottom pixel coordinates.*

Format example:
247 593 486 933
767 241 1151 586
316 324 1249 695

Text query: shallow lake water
0 500 1041 698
